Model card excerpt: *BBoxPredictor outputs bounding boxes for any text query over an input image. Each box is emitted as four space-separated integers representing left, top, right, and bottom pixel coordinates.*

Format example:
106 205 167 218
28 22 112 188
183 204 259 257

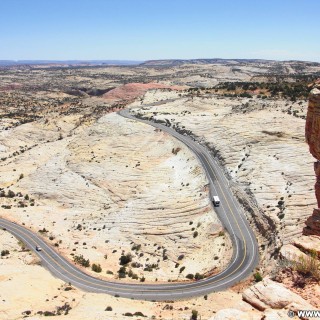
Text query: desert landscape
0 59 320 319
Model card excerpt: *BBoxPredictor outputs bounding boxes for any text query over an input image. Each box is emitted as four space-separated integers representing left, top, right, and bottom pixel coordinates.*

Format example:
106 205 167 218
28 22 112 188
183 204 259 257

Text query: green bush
124 312 133 317
194 273 204 280
118 266 127 278
292 249 320 280
179 266 185 273
253 272 263 282
133 311 146 317
74 255 90 267
191 309 198 320
7 190 15 198
92 263 102 273
1 250 9 257
120 253 132 265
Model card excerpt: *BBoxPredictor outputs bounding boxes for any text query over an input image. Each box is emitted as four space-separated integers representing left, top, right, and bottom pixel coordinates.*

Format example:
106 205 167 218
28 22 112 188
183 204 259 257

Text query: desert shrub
7 190 15 198
74 254 90 267
179 266 185 273
105 306 112 311
92 263 102 273
124 312 133 317
1 250 9 257
120 253 132 265
191 309 198 320
253 272 263 282
133 311 146 317
291 250 320 280
193 231 198 238
172 147 181 155
194 273 204 280
131 244 141 251
118 266 126 278
186 273 194 280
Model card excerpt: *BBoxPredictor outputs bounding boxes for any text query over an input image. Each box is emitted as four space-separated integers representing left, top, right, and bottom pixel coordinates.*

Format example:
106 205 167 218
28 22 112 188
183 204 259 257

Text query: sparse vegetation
74 254 90 267
191 309 198 320
92 263 102 273
1 250 10 257
120 253 132 265
253 271 263 282
118 266 127 278
289 250 320 280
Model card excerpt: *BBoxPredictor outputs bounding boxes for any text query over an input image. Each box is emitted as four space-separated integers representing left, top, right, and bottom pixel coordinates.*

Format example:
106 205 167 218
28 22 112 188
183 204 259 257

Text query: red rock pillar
315 161 320 208
304 81 320 236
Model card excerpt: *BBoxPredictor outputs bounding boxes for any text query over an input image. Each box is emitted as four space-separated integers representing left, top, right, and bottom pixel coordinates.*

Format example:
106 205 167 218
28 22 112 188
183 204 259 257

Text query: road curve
0 109 259 301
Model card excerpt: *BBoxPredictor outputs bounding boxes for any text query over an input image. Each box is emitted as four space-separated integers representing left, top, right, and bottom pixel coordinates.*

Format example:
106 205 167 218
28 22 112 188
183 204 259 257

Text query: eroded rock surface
0 112 230 281
304 81 320 236
130 91 316 262
242 277 314 311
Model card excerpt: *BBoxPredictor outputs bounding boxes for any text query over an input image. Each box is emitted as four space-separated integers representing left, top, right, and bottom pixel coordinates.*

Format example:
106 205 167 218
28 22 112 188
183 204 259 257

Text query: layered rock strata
304 81 320 236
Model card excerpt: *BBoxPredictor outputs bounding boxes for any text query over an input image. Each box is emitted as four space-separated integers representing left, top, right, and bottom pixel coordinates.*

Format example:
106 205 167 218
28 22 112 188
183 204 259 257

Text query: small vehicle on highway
213 196 220 207
36 245 42 251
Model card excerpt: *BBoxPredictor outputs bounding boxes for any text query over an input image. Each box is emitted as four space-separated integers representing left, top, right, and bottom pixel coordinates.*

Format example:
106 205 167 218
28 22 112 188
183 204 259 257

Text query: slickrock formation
0 112 230 281
304 80 320 236
293 235 320 257
242 277 314 311
130 90 317 254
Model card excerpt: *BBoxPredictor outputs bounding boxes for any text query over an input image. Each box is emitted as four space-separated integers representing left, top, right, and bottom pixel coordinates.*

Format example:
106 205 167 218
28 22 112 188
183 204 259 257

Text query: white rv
213 196 220 207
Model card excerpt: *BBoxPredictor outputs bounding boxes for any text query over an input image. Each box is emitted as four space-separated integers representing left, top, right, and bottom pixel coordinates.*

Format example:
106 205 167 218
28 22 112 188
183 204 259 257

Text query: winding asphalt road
0 109 259 300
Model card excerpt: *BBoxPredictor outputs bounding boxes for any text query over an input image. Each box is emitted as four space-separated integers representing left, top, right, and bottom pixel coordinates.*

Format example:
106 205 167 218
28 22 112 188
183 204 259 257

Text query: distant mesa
2 58 320 68
140 58 320 67
0 60 142 67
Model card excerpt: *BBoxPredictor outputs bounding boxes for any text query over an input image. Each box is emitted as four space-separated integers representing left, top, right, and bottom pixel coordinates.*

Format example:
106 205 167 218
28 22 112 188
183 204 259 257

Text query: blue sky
1 0 319 62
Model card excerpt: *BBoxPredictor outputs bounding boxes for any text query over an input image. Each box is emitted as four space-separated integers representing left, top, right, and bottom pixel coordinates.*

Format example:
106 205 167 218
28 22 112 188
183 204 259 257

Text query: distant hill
140 58 320 67
0 60 142 67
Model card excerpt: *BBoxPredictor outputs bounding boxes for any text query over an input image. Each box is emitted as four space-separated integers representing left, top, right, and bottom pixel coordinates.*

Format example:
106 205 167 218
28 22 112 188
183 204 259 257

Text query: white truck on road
213 196 220 207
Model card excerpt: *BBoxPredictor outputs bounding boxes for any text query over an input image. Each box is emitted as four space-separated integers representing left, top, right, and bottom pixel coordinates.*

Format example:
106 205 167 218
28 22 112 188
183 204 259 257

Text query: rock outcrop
304 80 320 236
242 277 314 311
209 308 251 320
293 235 320 257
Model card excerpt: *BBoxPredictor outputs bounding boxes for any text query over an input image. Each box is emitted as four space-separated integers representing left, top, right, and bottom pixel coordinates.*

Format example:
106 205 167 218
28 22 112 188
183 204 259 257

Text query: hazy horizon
1 57 320 65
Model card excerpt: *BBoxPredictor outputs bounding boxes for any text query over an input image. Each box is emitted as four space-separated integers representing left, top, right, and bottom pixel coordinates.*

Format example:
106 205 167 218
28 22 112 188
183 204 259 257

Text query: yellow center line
202 157 248 274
